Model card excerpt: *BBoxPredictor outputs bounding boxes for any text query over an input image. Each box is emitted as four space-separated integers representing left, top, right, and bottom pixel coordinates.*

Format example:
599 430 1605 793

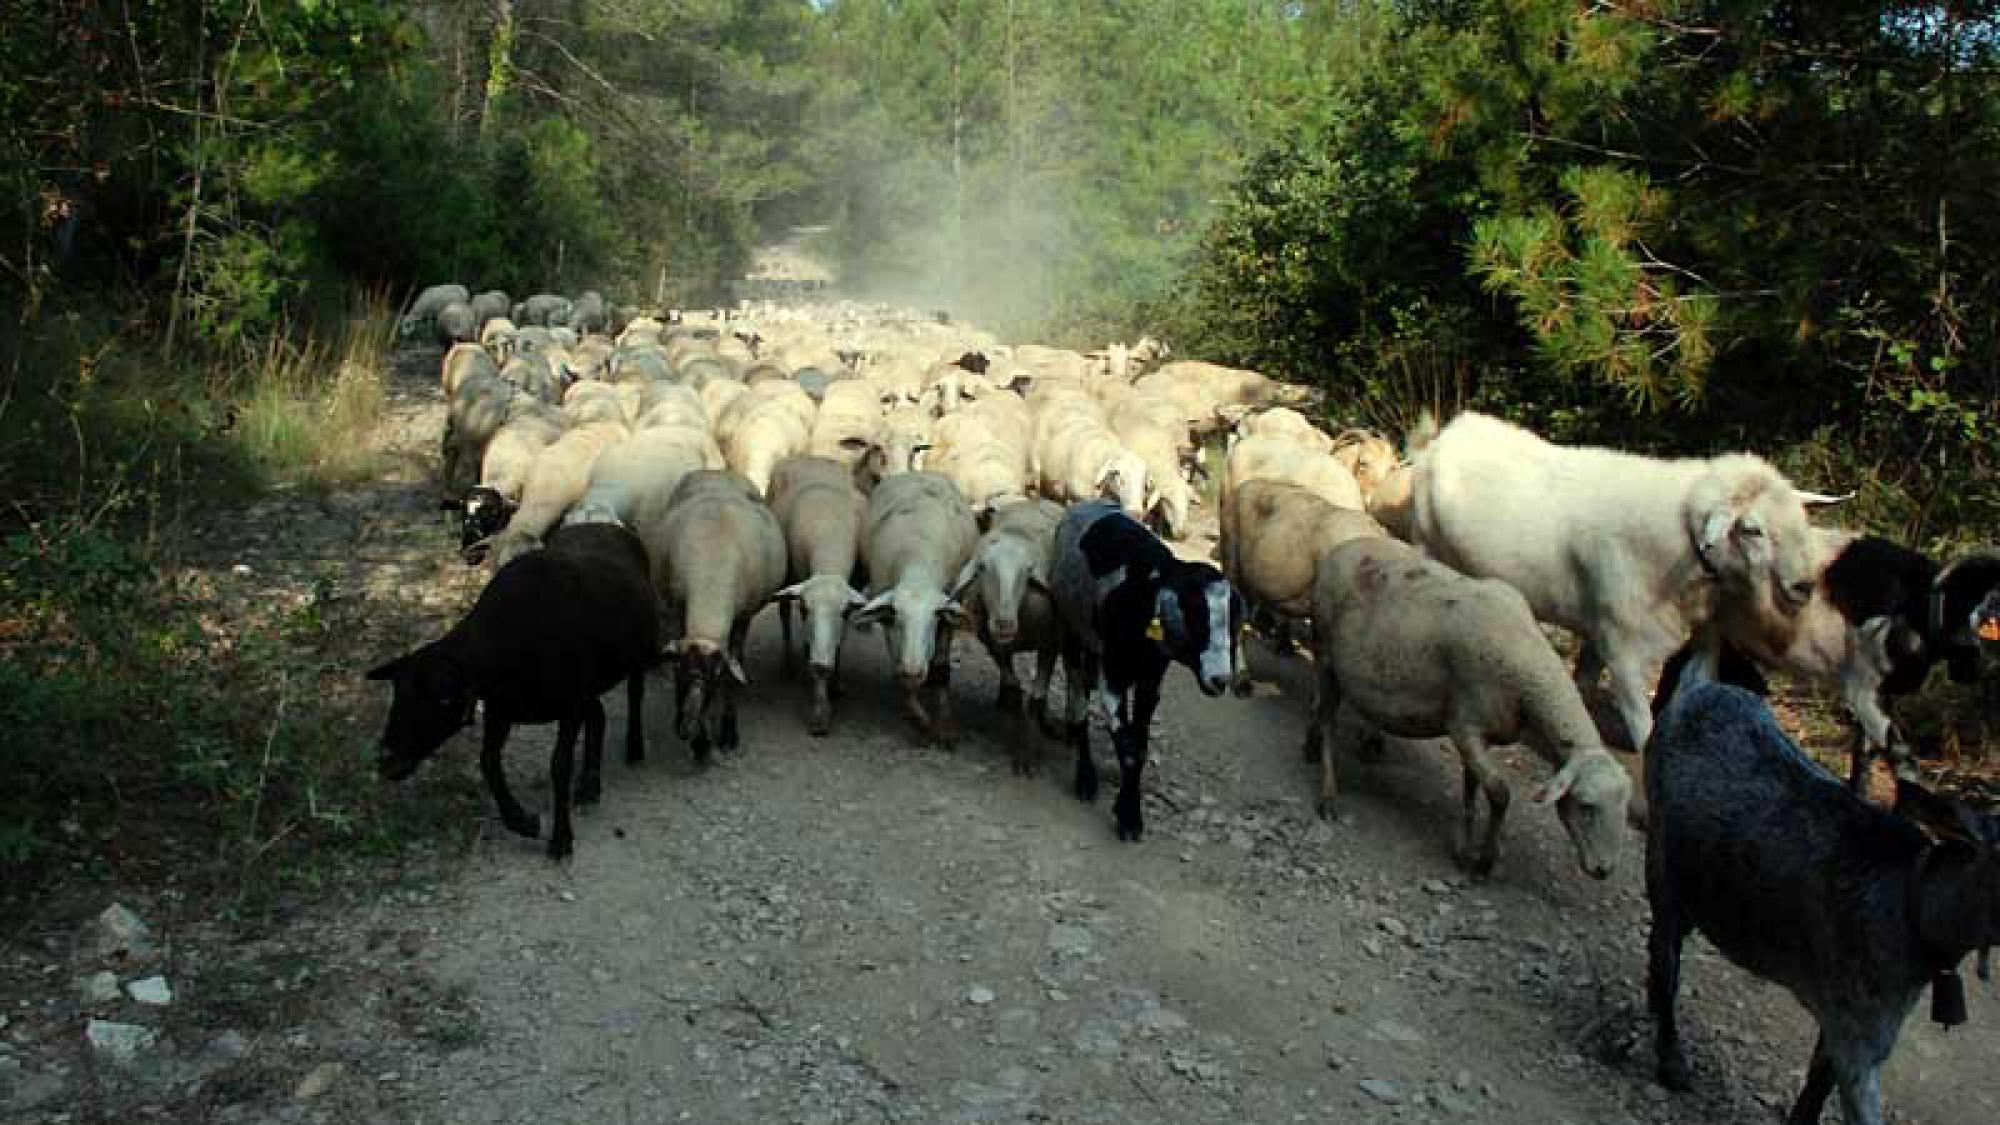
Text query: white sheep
486 419 630 568
718 381 816 495
1223 478 1386 693
951 497 1065 769
441 342 498 398
1411 411 1845 752
645 469 787 758
766 456 870 736
1307 535 1633 880
854 471 980 747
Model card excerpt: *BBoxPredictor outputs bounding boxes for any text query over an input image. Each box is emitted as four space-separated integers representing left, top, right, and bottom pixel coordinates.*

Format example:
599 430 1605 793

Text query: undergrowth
0 288 472 917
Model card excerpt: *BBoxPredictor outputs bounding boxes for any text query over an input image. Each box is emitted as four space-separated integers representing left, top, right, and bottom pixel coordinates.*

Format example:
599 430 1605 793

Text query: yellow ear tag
1979 618 2000 642
1145 617 1165 642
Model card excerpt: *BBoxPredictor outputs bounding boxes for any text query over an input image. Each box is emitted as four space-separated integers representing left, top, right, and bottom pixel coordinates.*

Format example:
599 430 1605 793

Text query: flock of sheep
371 283 2000 1125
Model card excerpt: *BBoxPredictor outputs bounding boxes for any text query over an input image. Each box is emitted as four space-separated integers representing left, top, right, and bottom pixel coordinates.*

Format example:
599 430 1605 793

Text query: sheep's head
1154 564 1238 697
665 640 746 743
1330 430 1399 496
1146 474 1195 542
366 642 475 781
952 537 1046 647
1096 452 1148 518
852 586 969 685
461 487 515 562
1686 458 1845 623
774 576 868 676
1535 751 1631 880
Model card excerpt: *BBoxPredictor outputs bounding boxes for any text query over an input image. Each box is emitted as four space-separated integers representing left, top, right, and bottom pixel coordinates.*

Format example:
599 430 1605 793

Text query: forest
6 2 1998 530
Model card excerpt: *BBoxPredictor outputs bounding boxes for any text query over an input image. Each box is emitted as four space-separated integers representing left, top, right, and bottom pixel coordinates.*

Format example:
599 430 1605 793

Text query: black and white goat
1646 645 2000 1125
1703 533 2000 788
1047 499 1239 841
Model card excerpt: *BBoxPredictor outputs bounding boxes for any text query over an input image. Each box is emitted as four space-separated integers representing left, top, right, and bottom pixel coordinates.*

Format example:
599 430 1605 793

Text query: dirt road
10 340 1992 1125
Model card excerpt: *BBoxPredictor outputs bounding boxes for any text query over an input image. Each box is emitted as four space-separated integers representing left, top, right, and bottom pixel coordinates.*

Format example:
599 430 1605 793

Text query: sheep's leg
624 671 646 765
1312 670 1345 820
928 624 956 750
546 712 582 860
1451 736 1509 877
1066 643 1099 804
719 679 740 752
1030 645 1060 741
1571 639 1604 697
994 644 1024 715
779 600 797 673
807 665 833 738
576 697 607 806
1823 1050 1885 1125
1647 893 1692 1092
1787 1036 1837 1125
1113 678 1160 841
1230 612 1255 697
479 718 540 839
1604 653 1655 754
1844 720 1872 795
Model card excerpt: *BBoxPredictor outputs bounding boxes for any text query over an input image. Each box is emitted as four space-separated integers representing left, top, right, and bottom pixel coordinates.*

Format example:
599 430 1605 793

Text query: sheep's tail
1402 410 1440 460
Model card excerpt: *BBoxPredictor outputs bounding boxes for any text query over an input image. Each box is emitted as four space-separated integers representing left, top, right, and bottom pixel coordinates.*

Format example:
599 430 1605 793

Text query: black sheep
1047 500 1239 841
366 522 659 859
1646 652 2000 1125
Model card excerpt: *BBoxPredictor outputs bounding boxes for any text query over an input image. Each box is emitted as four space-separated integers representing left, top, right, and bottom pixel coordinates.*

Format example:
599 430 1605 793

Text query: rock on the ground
126 975 173 1006
294 1061 345 1100
77 970 121 1006
86 1019 159 1066
1359 1078 1404 1104
83 903 154 961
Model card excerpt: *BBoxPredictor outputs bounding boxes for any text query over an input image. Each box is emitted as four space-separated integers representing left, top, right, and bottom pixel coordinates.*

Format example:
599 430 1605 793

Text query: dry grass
227 289 395 488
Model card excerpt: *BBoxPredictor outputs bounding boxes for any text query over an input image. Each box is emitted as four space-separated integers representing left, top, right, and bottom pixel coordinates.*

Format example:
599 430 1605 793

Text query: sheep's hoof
1300 734 1321 763
807 711 831 738
1011 751 1039 778
1231 674 1255 699
1114 796 1145 841
576 775 602 807
1454 847 1498 881
996 682 1024 714
1316 797 1340 822
1656 1052 1692 1093
503 812 541 840
1074 764 1099 804
690 739 712 766
546 832 573 860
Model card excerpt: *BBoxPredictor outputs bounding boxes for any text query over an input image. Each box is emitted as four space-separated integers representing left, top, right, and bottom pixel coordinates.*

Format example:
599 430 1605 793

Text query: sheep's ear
365 655 408 681
1026 571 1050 595
773 581 806 603
851 591 895 625
938 600 972 627
838 436 873 452
725 654 750 687
660 640 683 664
1216 404 1253 427
845 585 870 610
1532 758 1583 805
950 555 983 601
1796 489 1854 510
1896 779 1986 845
